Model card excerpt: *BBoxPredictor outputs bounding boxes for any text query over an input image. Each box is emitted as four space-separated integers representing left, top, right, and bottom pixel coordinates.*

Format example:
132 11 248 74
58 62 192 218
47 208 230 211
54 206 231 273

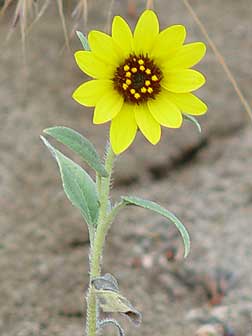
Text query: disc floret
113 54 162 104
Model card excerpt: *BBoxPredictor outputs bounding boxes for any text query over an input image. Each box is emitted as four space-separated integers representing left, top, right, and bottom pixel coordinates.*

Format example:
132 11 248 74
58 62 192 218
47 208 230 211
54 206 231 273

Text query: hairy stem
86 144 115 336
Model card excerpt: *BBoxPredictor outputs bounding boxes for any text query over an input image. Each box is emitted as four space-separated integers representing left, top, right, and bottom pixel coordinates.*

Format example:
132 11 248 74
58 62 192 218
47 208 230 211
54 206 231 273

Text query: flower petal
74 51 114 79
110 104 137 154
112 16 133 57
88 30 123 65
72 80 113 107
134 10 159 54
162 69 206 93
163 42 206 70
164 92 207 115
151 25 186 61
135 103 161 144
148 91 183 128
93 90 124 124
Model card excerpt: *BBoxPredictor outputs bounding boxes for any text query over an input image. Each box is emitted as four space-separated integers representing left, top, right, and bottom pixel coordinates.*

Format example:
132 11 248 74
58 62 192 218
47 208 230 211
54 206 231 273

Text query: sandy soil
1 0 252 335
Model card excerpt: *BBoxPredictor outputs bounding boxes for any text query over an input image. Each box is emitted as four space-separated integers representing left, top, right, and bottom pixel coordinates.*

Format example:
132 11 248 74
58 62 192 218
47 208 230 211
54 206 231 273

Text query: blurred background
1 0 252 335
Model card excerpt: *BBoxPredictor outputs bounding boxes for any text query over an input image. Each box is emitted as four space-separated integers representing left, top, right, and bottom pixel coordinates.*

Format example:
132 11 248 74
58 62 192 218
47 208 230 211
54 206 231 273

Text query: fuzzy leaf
76 31 90 50
94 289 142 326
92 273 119 292
41 136 99 227
121 196 190 257
44 127 108 177
184 114 202 133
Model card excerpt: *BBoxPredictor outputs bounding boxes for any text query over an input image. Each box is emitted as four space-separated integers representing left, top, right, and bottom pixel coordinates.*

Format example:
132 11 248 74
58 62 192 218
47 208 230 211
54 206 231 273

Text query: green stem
86 203 125 336
86 144 115 336
96 173 102 197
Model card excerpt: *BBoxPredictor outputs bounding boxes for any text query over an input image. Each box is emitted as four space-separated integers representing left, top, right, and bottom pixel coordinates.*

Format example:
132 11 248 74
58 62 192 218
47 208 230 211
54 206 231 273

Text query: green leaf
184 114 202 133
41 136 99 228
121 196 190 258
44 127 108 177
76 31 90 50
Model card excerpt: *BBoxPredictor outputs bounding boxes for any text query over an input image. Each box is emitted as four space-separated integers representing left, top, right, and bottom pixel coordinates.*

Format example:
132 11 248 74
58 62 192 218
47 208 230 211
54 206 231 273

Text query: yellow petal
72 80 113 107
162 69 206 93
110 104 137 154
164 92 207 115
135 103 161 144
151 25 186 61
112 16 133 57
134 10 159 54
163 42 206 70
74 51 114 79
93 90 124 124
88 30 123 66
148 91 183 128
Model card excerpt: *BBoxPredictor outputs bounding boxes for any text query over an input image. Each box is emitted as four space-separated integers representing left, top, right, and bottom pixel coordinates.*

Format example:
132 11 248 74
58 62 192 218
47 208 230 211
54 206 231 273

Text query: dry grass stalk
71 0 88 33
182 0 252 122
56 0 70 50
146 0 154 10
0 0 14 16
1 0 51 55
127 0 136 17
13 0 33 57
27 0 50 31
105 0 115 33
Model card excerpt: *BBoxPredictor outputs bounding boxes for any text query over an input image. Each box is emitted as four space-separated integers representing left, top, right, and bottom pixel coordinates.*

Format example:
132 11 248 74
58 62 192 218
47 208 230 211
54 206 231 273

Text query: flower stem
86 144 115 336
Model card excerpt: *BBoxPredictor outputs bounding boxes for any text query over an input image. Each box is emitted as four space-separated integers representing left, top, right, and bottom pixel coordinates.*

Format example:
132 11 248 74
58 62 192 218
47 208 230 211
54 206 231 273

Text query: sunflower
73 10 207 155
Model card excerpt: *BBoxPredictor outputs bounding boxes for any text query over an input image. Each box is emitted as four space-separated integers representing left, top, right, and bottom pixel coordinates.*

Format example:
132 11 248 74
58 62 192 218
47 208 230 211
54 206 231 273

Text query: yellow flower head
73 10 207 155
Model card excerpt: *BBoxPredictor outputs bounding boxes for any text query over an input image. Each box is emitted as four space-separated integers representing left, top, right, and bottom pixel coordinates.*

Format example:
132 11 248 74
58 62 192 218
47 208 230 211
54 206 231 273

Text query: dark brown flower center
113 54 162 104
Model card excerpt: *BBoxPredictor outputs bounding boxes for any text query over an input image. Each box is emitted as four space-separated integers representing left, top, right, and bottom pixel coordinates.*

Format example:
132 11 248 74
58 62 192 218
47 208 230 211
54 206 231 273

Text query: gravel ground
1 0 252 335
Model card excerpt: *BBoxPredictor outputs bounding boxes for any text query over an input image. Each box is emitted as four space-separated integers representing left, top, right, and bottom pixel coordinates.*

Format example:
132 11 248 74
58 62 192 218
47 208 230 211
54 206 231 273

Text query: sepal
184 114 202 133
76 31 90 50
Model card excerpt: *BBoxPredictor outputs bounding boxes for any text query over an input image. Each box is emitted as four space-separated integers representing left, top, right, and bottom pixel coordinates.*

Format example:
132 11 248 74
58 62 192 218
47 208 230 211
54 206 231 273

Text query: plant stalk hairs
41 10 207 336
